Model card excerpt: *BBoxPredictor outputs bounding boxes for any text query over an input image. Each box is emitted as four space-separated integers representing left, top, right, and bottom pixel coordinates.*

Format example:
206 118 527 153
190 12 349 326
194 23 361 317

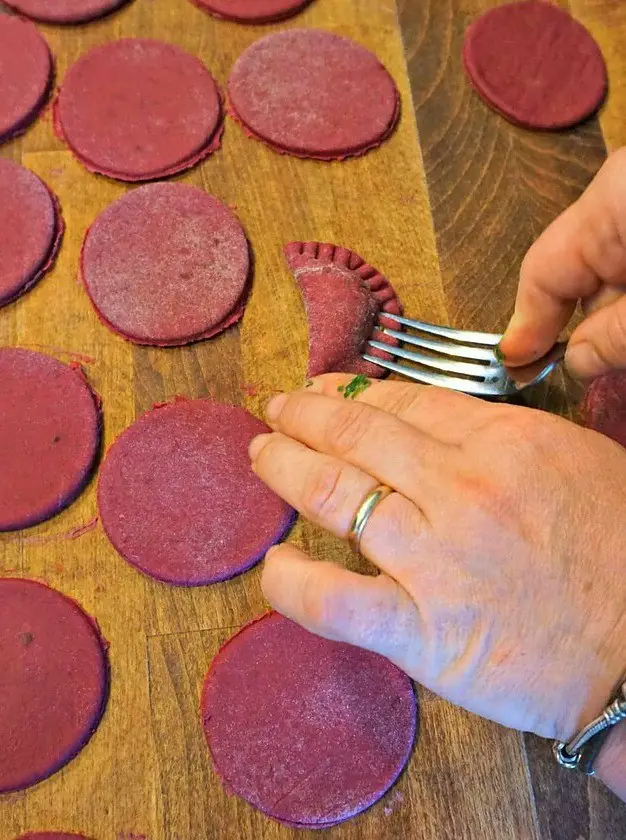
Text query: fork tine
367 340 495 379
384 314 502 346
362 355 502 397
381 327 497 362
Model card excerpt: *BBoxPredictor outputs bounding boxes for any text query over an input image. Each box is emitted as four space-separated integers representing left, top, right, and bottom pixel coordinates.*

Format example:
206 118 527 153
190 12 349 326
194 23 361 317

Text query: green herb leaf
339 375 372 400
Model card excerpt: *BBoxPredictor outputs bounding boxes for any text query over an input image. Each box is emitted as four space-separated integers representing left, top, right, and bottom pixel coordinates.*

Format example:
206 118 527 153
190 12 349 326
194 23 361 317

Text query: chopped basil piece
339 375 372 400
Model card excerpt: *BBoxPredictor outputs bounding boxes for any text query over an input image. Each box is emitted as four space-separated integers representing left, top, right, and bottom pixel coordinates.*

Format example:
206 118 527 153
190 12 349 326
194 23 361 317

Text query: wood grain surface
0 0 624 837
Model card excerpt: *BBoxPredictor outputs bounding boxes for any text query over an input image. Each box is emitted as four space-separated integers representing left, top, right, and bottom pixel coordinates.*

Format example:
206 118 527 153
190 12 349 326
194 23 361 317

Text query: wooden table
1 0 625 837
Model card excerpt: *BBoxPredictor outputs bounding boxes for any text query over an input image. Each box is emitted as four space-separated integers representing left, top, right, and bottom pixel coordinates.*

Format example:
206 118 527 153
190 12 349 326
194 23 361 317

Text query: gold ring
347 485 393 554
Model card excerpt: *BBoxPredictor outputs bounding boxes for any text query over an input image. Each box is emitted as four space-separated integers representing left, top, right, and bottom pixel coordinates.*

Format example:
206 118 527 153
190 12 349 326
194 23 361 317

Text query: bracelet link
553 681 626 776
553 741 581 771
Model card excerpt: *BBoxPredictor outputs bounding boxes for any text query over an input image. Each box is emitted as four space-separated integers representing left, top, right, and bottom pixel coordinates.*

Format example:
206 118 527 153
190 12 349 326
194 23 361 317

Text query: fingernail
499 315 516 346
266 393 288 424
248 433 273 463
564 342 604 379
494 343 506 364
265 544 281 560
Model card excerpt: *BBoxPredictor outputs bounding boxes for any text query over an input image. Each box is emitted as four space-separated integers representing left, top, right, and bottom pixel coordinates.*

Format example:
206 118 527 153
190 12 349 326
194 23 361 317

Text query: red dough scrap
190 0 312 24
582 372 626 449
284 242 402 378
228 29 399 160
201 612 417 828
98 399 295 586
0 578 109 794
0 16 52 144
54 39 223 181
463 1 607 130
80 183 249 346
3 0 129 23
0 349 101 532
0 159 64 308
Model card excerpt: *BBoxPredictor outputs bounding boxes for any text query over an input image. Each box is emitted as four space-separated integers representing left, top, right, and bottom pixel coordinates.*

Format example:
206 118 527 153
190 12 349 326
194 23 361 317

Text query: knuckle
606 302 626 362
600 149 626 193
386 383 457 419
604 147 626 177
453 469 514 523
278 393 307 430
380 383 427 416
301 460 349 523
483 410 554 455
300 565 333 629
253 434 280 474
324 403 370 457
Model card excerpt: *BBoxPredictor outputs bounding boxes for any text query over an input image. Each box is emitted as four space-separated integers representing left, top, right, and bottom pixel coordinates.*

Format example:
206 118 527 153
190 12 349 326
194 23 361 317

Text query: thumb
500 149 626 366
261 543 422 674
566 293 626 378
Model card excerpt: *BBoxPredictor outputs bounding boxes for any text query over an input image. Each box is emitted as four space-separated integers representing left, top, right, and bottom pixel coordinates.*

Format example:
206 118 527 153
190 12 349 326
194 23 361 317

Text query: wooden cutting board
1 0 626 837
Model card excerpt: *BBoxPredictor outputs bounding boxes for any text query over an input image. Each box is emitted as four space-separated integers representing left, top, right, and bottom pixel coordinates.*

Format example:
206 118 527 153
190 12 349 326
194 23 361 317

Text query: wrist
555 665 626 746
595 719 626 798
553 653 626 786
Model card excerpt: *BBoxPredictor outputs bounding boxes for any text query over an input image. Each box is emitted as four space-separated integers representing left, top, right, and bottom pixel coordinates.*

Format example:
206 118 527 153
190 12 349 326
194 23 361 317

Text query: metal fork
363 314 567 398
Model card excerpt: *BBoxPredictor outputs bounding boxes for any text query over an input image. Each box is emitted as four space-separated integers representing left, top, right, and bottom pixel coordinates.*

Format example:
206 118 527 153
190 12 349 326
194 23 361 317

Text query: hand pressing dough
201 612 417 827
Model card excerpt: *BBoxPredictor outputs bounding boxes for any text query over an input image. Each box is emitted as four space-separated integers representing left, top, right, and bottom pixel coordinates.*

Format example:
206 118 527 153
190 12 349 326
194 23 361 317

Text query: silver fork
363 314 567 398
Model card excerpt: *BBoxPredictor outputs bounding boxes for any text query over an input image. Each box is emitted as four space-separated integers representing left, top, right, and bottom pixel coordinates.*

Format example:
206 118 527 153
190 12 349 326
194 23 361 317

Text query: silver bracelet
553 680 626 775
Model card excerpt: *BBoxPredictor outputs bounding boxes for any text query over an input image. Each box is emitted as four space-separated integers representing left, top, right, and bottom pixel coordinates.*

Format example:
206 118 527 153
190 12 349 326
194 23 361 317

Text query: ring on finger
348 484 394 554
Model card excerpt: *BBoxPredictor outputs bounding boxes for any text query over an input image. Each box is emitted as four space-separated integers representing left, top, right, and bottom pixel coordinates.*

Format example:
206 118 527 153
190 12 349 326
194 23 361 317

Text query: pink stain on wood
0 516 98 545
66 516 99 539
25 343 96 364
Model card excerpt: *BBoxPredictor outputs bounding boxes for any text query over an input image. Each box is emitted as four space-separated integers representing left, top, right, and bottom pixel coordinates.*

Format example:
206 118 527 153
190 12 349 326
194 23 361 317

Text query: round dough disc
0 579 108 793
98 400 295 586
228 29 399 160
0 349 100 531
55 39 223 181
16 834 90 839
583 372 626 449
463 1 607 130
201 612 417 827
191 0 312 24
3 0 129 23
0 159 63 308
0 16 52 143
81 183 249 345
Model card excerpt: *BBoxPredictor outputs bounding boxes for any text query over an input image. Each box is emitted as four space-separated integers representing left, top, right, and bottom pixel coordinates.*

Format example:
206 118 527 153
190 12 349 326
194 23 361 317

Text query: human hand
249 376 626 755
500 148 626 379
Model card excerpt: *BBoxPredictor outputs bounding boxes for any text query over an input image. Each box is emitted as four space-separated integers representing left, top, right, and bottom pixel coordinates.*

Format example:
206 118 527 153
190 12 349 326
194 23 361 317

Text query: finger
566 294 626 377
265 389 445 499
302 374 495 444
501 150 626 365
249 432 426 575
262 543 422 674
583 285 626 318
